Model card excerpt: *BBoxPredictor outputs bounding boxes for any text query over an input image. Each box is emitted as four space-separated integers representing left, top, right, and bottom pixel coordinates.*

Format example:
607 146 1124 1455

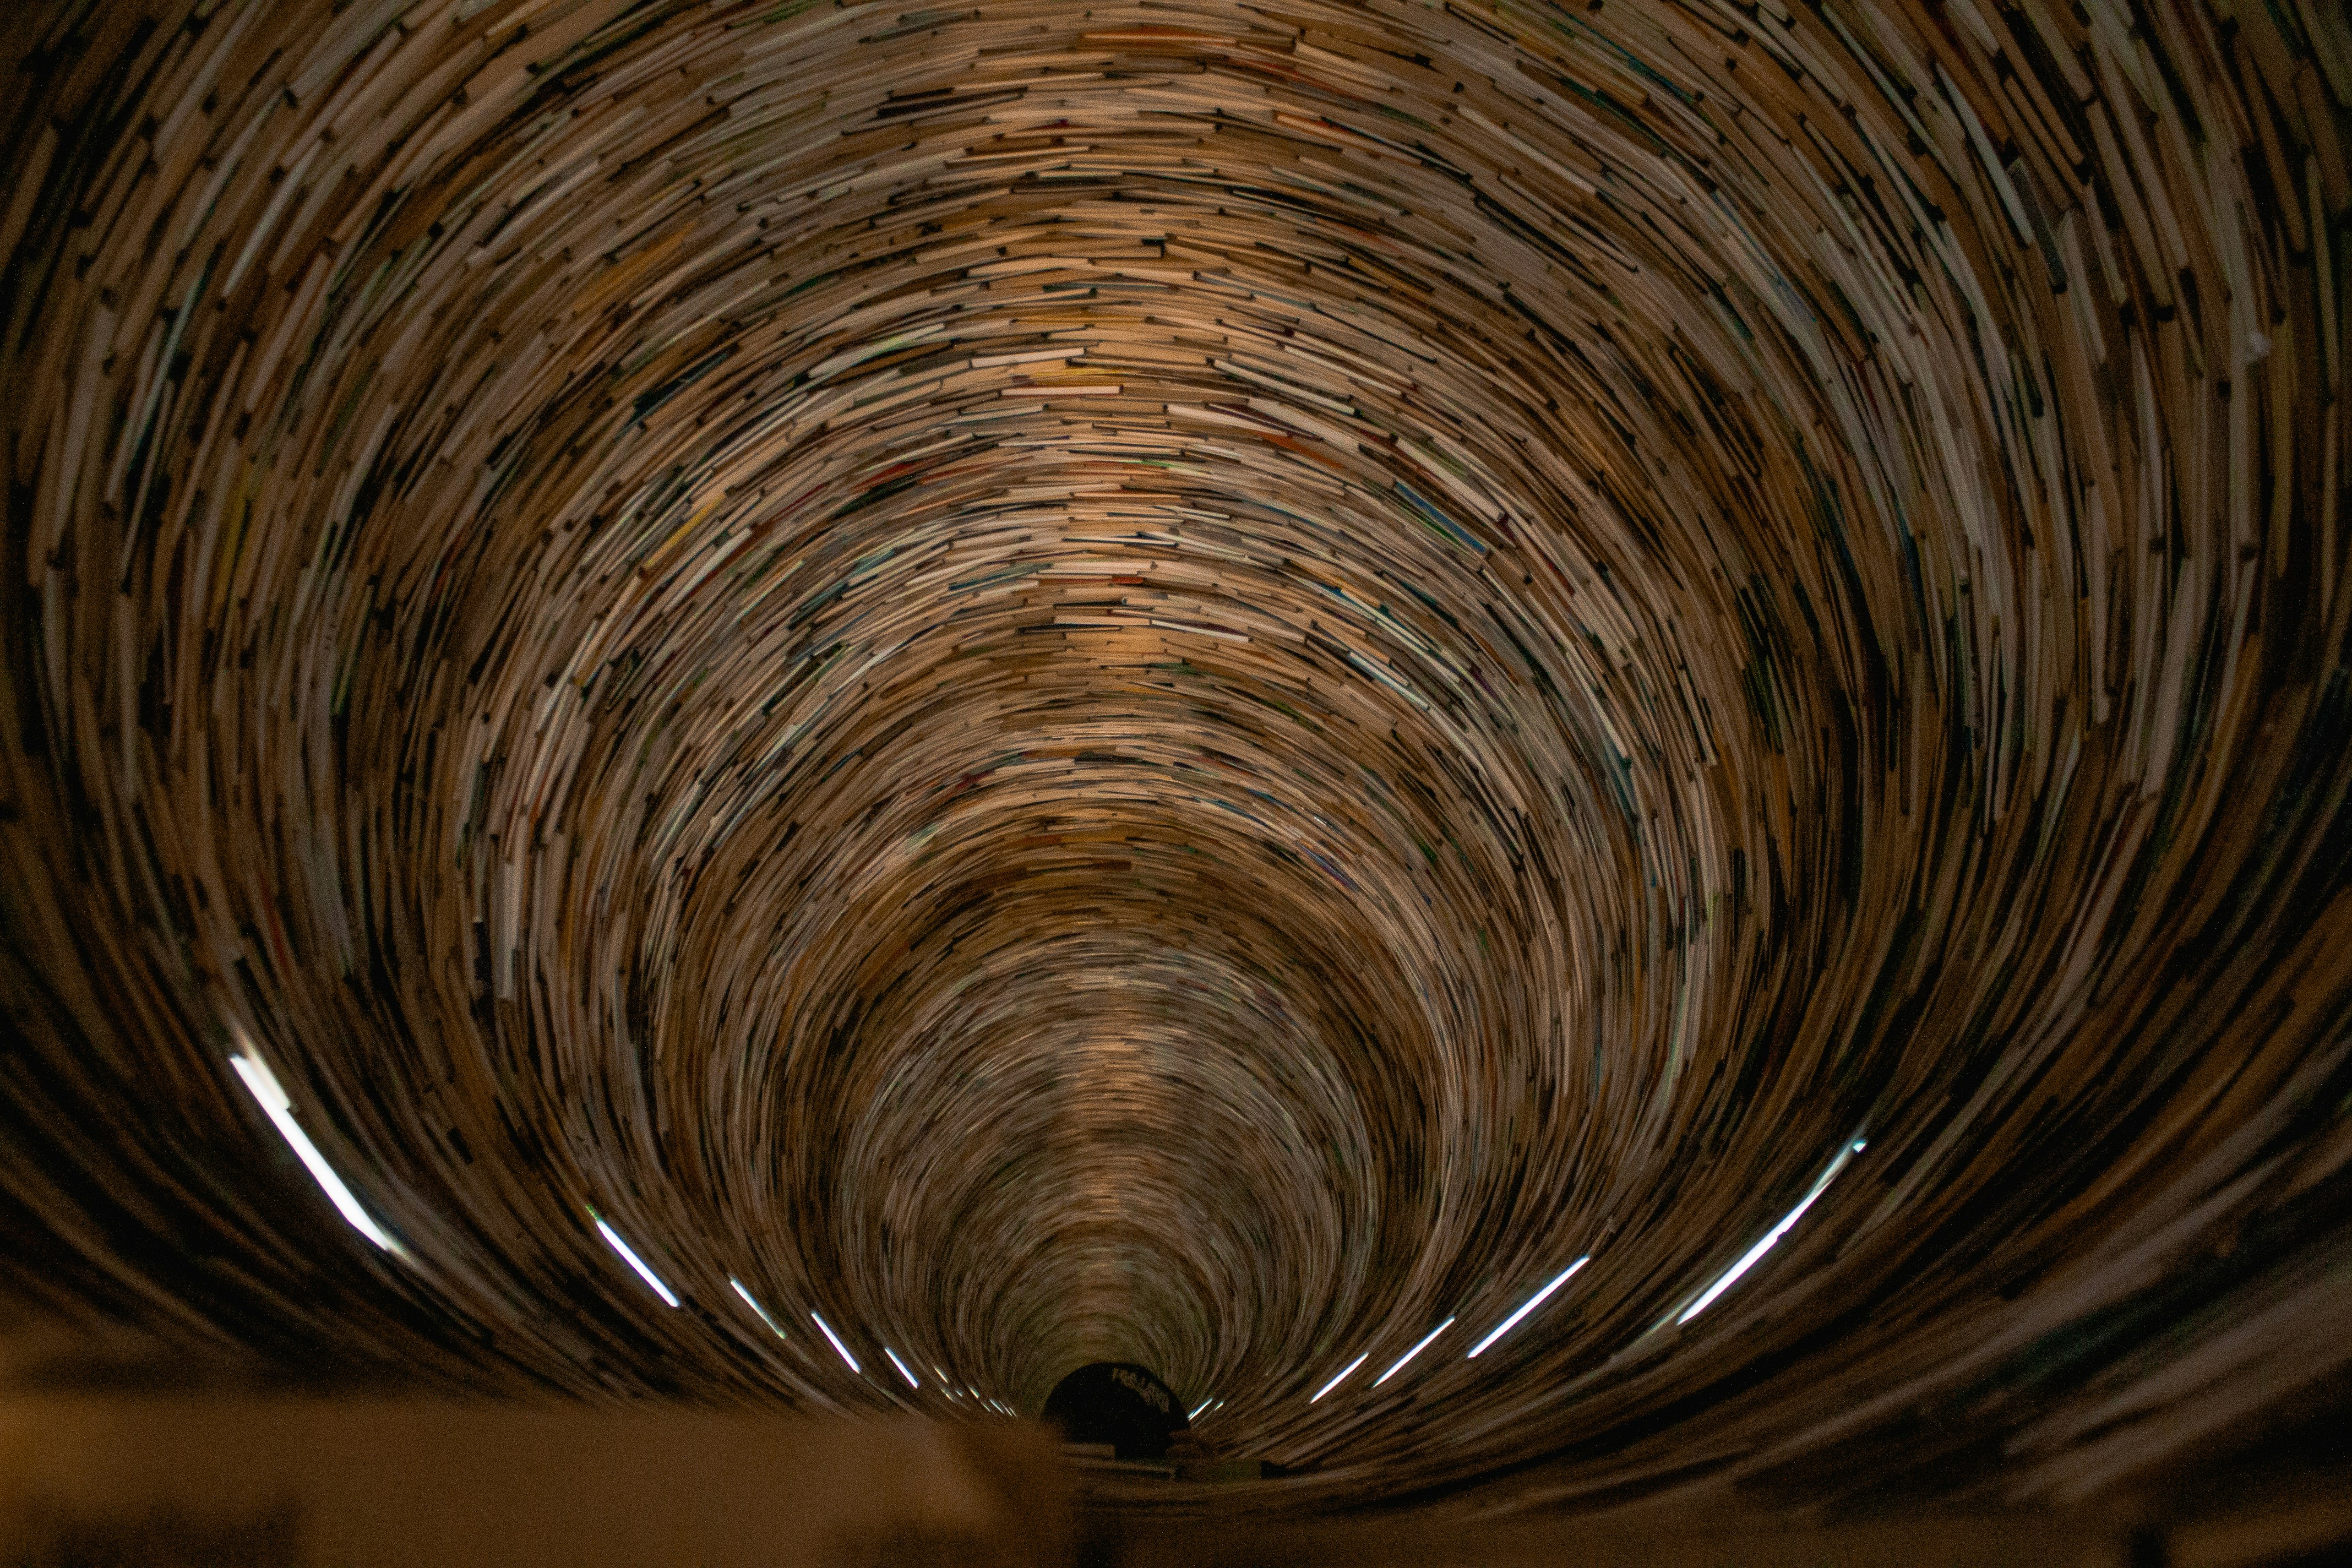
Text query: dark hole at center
1041 1362 1190 1460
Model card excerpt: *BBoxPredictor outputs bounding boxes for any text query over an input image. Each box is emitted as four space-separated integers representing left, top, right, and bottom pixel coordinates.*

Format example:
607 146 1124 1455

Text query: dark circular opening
1041 1363 1191 1460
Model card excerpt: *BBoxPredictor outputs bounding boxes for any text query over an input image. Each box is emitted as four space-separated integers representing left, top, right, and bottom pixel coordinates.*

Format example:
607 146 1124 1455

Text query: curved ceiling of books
3 0 2349 1510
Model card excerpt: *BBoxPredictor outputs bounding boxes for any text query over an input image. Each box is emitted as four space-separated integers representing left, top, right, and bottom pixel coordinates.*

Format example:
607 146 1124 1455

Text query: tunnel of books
2 0 2349 1518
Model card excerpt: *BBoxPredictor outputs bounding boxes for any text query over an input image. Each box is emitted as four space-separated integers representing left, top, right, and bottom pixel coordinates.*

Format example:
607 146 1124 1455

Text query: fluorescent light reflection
1309 1352 1370 1403
811 1311 859 1371
1467 1256 1589 1358
228 1052 401 1254
884 1347 921 1389
592 1215 679 1307
729 1278 788 1338
1374 1316 1456 1385
1676 1137 1867 1326
1188 1396 1214 1420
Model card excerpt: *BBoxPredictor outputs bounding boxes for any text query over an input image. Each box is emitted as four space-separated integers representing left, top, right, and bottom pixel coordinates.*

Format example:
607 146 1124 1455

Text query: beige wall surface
0 1398 1065 1567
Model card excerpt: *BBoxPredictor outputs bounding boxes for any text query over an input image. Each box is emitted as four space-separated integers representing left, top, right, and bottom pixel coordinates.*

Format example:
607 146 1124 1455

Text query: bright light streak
228 1052 401 1254
593 1215 679 1307
729 1278 787 1337
1374 1316 1456 1385
1310 1352 1370 1403
1467 1256 1589 1358
884 1347 921 1389
1676 1138 1866 1326
1188 1396 1214 1420
811 1311 859 1371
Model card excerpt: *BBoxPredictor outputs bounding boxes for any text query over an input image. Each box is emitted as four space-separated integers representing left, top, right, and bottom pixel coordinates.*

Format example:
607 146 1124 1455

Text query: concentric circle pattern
3 0 2350 1512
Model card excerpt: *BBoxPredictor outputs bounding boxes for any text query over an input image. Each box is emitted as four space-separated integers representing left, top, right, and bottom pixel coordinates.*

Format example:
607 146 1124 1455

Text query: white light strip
1189 1396 1215 1420
593 1216 679 1308
1467 1256 1589 1358
228 1053 401 1254
811 1311 860 1371
729 1278 788 1338
1374 1316 1456 1385
884 1347 921 1389
1309 1351 1370 1402
1676 1139 1866 1326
